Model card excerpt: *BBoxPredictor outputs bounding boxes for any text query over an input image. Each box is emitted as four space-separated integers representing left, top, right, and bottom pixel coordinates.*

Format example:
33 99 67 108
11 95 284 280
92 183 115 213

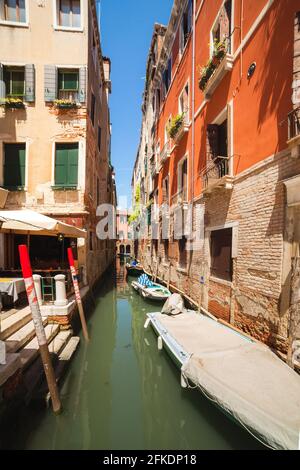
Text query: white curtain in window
60 0 70 27
72 0 81 27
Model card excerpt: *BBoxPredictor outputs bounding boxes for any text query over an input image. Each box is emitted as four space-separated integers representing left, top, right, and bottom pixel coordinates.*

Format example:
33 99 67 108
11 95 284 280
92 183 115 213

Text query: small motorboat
132 274 171 302
125 261 144 277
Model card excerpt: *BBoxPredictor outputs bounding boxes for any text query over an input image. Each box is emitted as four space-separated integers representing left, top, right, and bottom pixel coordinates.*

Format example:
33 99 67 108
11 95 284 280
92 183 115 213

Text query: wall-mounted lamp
247 62 256 79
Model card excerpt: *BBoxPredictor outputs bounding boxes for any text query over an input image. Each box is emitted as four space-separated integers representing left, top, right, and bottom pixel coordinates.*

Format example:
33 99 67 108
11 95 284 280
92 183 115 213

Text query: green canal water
3 261 263 450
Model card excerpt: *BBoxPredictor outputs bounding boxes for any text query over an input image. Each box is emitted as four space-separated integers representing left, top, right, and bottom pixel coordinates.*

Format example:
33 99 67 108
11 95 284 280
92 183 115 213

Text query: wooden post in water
18 244 62 414
67 248 89 342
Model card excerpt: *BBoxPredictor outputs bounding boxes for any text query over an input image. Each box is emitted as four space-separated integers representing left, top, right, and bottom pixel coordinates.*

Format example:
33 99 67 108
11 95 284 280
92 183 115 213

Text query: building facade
132 0 300 363
116 209 133 257
0 0 115 286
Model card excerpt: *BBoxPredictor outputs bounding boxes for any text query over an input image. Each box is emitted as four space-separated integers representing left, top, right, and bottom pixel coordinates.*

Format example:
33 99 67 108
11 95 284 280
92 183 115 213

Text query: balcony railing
160 141 171 165
173 113 189 145
288 107 300 141
201 156 234 192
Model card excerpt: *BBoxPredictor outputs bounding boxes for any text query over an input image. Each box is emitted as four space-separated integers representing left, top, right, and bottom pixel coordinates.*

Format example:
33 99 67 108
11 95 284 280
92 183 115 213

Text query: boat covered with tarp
132 274 171 302
145 294 300 450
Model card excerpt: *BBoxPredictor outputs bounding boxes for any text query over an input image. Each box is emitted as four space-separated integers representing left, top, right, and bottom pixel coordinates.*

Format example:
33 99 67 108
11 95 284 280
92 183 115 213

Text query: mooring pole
67 248 89 342
18 244 62 414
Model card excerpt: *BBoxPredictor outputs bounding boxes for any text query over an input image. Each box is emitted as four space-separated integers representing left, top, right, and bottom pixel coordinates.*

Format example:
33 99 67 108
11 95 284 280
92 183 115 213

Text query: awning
0 210 87 238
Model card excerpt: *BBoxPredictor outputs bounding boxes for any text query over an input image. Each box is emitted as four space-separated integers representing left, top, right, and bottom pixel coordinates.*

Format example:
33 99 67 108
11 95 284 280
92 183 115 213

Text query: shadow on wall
254 1 294 148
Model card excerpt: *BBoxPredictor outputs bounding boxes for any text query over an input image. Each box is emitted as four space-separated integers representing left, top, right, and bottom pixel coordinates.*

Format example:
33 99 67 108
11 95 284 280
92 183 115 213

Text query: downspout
190 0 196 247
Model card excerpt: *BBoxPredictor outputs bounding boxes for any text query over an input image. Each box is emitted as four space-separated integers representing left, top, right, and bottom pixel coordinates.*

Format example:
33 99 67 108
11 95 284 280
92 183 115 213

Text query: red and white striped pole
18 245 62 414
67 248 89 342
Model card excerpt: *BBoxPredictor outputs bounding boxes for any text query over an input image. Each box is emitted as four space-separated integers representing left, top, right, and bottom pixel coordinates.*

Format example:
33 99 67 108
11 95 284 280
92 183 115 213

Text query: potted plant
167 113 185 139
198 60 215 91
53 99 77 109
1 97 25 109
213 39 227 61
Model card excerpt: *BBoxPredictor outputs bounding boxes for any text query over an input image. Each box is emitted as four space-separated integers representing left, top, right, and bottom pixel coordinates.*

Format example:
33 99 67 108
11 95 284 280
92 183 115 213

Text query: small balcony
287 107 300 158
160 141 171 166
201 156 234 193
172 114 189 145
199 53 233 101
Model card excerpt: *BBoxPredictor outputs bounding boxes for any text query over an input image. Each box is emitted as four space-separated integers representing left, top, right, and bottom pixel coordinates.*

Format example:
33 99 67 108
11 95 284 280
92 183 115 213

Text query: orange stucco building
132 0 300 362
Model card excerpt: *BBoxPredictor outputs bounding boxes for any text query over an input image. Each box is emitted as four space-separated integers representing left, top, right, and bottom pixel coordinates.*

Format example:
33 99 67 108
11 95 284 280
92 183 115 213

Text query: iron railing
202 156 229 189
288 107 300 140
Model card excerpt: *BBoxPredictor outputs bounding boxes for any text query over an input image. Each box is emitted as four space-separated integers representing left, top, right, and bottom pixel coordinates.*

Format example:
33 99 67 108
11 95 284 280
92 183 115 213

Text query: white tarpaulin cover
150 311 300 450
0 210 86 238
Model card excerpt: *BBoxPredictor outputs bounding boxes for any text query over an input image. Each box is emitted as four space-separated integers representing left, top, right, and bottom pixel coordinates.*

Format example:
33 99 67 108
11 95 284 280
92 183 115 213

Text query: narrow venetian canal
1 261 263 450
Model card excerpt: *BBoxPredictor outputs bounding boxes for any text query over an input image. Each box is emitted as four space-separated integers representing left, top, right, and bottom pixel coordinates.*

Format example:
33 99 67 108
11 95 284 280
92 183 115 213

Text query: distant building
0 0 116 286
116 209 133 257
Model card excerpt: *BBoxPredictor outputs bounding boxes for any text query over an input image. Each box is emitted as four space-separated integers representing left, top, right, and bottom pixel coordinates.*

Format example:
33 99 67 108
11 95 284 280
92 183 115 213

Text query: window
0 0 26 23
57 0 81 28
211 0 232 56
4 66 25 98
162 176 169 204
178 158 188 202
3 143 26 189
210 228 233 281
54 143 78 188
178 236 187 269
58 69 79 101
180 0 192 53
165 116 171 144
90 93 96 126
179 83 189 119
98 126 102 152
162 58 172 98
207 119 229 178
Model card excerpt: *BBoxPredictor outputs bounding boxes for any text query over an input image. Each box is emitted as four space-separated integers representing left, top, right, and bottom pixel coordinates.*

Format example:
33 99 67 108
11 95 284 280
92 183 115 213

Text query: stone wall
137 149 300 354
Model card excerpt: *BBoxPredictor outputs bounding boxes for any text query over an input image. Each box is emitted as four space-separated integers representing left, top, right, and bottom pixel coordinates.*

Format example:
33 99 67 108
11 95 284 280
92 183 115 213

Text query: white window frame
162 175 170 205
53 0 83 32
212 102 234 176
0 0 29 28
179 0 192 57
210 0 234 58
164 114 172 145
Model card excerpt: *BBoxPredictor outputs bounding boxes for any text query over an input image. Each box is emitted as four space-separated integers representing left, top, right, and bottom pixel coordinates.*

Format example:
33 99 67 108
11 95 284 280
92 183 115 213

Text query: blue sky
100 0 173 209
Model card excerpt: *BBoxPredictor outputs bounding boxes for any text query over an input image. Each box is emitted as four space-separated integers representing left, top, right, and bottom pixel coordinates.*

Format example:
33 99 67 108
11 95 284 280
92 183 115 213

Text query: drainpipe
190 0 196 248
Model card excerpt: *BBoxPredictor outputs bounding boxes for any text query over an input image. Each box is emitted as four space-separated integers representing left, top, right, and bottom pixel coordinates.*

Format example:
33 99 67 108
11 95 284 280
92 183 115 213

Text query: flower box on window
1 98 25 109
53 99 78 109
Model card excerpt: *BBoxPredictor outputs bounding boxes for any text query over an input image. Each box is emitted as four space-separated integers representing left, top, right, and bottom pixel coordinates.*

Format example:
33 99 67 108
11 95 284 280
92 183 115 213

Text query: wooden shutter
79 66 87 103
55 143 78 187
4 144 26 188
44 65 57 102
0 63 4 101
25 64 35 102
220 0 232 45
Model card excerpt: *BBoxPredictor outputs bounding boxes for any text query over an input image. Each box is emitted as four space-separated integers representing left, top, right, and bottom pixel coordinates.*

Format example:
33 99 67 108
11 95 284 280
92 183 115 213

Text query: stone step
5 317 48 354
0 353 21 387
0 307 32 341
59 336 80 361
20 324 61 370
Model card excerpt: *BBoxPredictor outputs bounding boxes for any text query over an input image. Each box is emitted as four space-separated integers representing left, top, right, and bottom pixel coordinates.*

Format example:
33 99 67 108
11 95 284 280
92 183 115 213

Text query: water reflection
0 260 263 450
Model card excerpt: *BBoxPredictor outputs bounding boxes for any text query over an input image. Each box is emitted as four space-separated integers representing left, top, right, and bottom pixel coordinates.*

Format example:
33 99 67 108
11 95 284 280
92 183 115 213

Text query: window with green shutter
54 143 78 188
3 66 25 98
58 69 79 101
3 143 26 189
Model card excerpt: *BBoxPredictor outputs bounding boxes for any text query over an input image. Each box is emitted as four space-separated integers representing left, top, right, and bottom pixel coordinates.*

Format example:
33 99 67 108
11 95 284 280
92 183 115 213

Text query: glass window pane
60 0 71 27
19 0 26 22
72 0 81 28
6 0 17 22
63 73 78 90
11 71 25 96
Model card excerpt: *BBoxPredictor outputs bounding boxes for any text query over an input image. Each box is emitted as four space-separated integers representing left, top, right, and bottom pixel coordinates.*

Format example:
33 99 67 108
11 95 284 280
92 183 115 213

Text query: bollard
54 275 68 307
33 274 43 306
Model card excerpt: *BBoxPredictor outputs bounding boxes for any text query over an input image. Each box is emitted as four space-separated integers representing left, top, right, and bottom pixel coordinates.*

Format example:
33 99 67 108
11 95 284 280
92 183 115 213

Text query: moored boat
145 297 300 450
132 274 171 302
125 261 144 276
